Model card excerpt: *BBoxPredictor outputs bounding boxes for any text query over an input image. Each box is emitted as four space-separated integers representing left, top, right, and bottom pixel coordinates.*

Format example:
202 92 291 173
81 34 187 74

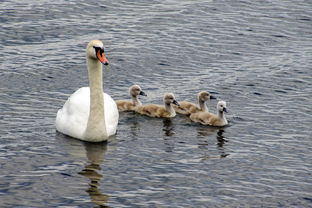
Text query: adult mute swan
173 91 216 115
135 93 180 118
189 101 228 127
115 85 147 112
56 40 119 142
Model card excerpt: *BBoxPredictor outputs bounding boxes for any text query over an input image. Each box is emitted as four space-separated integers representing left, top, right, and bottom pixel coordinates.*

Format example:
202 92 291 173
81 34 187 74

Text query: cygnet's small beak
223 107 228 113
140 91 147 96
173 100 180 106
96 49 109 65
210 95 217 100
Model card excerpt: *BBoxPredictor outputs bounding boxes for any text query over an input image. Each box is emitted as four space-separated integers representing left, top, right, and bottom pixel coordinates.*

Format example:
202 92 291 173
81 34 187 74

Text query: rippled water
1 0 312 207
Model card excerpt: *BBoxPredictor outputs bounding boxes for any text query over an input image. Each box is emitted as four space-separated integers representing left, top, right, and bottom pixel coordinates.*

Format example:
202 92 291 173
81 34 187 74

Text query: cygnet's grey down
115 85 147 112
173 91 216 115
189 100 228 127
135 93 180 118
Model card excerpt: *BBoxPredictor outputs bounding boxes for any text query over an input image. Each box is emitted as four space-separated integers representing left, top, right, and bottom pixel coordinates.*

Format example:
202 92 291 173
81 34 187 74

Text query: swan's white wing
56 87 90 139
56 87 119 139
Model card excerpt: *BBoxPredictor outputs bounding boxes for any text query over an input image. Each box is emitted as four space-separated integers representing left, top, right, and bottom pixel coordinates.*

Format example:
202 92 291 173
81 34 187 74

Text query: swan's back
56 87 118 140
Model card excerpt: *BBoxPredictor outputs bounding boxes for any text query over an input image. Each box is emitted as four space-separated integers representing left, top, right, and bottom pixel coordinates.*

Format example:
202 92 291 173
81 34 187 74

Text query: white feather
56 87 118 140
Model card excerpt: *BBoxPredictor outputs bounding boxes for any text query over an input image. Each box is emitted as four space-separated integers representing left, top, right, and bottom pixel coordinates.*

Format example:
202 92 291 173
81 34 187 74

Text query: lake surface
1 0 312 207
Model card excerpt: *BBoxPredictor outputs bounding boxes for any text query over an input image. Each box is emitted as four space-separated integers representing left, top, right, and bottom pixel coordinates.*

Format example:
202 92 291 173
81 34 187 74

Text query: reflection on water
216 129 230 158
163 118 175 152
78 142 110 208
197 127 229 159
162 118 175 136
129 119 139 138
196 127 218 138
1 0 312 206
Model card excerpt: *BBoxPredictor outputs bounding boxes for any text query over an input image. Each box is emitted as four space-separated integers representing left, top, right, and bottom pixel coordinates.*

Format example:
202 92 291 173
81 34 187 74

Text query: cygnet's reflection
130 119 140 138
196 127 229 159
162 118 175 136
162 118 176 152
78 142 110 207
196 127 217 137
215 129 229 158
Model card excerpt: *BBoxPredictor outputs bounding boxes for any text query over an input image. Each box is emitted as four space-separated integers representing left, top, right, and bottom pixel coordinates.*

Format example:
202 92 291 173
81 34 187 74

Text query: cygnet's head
129 85 147 97
164 93 179 106
198 91 216 102
86 40 109 65
217 101 227 113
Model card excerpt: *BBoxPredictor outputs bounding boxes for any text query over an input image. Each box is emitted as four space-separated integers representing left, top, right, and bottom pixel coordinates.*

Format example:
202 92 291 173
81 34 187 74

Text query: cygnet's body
115 85 147 112
173 91 216 115
189 101 228 127
135 93 179 118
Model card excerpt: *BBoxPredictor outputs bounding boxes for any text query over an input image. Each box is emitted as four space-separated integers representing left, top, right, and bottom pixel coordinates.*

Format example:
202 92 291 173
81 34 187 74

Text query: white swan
56 40 119 142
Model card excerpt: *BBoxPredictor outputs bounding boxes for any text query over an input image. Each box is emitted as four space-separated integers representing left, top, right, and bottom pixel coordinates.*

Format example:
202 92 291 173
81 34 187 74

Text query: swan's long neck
198 99 208 112
132 95 142 106
84 58 107 140
165 103 176 117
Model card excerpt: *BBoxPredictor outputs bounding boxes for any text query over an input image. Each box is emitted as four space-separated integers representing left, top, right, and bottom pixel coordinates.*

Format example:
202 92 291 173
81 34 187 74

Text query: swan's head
217 101 227 113
86 40 109 65
129 85 147 97
198 91 216 102
164 93 179 106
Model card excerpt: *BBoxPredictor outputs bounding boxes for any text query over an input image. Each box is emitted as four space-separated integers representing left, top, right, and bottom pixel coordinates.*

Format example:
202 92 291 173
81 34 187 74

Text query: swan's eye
93 46 104 53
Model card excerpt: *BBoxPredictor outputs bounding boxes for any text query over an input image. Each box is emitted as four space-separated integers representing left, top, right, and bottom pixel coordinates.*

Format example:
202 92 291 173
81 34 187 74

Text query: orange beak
96 50 109 65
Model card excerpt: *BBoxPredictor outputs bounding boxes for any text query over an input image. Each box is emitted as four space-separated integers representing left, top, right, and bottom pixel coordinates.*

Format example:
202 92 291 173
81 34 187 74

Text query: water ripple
1 0 312 207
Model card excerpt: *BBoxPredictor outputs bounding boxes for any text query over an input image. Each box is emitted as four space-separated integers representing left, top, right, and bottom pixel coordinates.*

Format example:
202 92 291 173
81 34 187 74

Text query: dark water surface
1 0 312 207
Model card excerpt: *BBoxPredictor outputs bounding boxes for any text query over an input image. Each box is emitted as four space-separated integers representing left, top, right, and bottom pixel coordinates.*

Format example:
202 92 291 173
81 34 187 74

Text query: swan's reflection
78 142 110 208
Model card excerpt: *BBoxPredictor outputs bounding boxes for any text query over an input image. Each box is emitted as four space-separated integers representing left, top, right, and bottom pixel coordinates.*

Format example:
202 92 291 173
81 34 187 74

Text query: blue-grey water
1 0 312 207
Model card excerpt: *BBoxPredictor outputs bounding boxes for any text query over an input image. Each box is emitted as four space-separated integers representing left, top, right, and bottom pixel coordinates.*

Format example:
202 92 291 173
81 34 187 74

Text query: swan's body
56 40 118 142
115 85 147 112
135 93 179 118
173 91 216 115
189 101 228 127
